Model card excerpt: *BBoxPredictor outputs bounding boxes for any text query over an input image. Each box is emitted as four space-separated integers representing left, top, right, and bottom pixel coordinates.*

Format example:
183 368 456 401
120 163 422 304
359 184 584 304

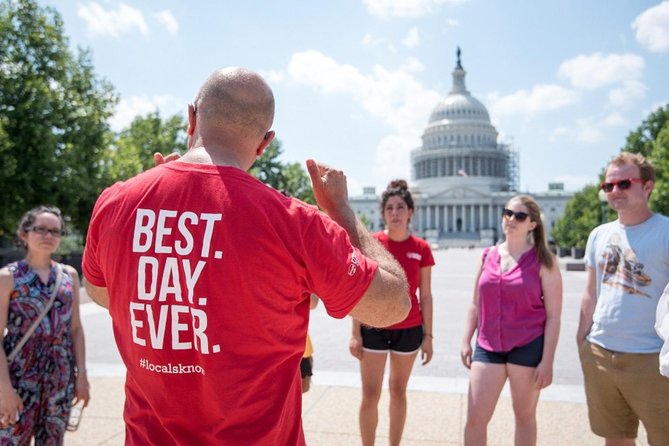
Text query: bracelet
424 333 433 338
76 367 87 374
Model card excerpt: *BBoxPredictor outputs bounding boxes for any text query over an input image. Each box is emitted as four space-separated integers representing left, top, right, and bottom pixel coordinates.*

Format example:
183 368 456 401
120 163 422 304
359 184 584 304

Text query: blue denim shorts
473 335 544 367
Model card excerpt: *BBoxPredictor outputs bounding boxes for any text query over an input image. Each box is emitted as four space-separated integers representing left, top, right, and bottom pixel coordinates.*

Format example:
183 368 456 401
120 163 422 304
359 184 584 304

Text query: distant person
301 294 319 393
461 195 562 446
349 179 435 446
577 152 669 445
0 206 90 444
82 67 409 445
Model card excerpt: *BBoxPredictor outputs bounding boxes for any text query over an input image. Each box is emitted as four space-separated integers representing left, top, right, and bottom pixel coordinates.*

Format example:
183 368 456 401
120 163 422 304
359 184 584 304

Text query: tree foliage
105 112 187 182
551 186 614 248
552 104 669 248
0 0 117 237
249 140 315 204
633 105 669 216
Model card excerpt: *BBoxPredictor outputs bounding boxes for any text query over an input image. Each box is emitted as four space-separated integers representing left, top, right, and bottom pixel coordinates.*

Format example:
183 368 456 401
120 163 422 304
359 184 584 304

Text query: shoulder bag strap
7 263 64 362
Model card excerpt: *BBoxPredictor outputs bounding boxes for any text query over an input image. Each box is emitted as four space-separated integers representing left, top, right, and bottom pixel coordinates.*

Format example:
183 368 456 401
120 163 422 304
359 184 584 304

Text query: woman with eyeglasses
349 179 435 446
460 195 562 446
0 206 89 444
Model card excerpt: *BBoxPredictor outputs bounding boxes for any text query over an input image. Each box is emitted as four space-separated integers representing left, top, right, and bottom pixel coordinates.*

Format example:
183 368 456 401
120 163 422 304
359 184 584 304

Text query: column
438 205 445 235
445 205 451 232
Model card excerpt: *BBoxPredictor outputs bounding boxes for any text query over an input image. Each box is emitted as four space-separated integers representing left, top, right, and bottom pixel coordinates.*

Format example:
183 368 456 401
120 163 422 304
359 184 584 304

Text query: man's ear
644 179 655 198
256 130 275 158
187 104 196 136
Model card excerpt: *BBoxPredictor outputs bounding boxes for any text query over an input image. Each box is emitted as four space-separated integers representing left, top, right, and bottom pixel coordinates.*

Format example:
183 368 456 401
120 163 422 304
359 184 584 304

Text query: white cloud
548 127 568 143
402 27 420 47
372 134 415 179
487 85 579 118
285 50 442 185
602 112 627 127
77 2 148 37
154 10 178 35
608 80 647 107
632 1 669 52
400 57 425 73
110 95 183 131
261 69 285 84
575 118 604 144
362 0 467 19
550 114 626 145
362 33 384 48
558 53 645 89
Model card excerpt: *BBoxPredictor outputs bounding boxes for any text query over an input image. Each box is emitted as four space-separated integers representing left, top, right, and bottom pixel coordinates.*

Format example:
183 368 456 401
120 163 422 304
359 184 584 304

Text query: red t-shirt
83 162 378 445
373 232 435 329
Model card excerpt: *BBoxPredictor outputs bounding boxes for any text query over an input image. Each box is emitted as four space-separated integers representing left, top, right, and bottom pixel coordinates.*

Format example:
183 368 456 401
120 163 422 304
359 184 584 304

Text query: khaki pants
579 341 669 445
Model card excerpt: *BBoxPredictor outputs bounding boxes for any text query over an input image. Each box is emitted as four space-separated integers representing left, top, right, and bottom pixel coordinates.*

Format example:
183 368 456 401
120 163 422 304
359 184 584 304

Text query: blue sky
38 0 669 195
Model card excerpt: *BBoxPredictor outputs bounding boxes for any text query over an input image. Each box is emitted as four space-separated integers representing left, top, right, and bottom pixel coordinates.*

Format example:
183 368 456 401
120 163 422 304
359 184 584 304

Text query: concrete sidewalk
64 376 649 446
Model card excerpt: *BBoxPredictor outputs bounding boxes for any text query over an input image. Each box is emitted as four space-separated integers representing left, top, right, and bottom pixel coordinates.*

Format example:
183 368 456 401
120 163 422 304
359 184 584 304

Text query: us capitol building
351 49 572 247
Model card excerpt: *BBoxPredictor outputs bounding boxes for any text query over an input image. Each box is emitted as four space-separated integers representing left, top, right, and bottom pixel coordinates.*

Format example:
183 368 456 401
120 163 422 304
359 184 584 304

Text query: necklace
499 243 531 273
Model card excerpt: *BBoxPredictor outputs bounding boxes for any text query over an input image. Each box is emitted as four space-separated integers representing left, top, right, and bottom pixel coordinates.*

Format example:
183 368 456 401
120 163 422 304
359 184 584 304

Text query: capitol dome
428 56 491 124
429 93 491 123
411 47 516 192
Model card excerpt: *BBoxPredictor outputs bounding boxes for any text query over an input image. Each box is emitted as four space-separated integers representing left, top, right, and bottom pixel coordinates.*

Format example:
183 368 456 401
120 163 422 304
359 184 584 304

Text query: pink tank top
477 246 546 352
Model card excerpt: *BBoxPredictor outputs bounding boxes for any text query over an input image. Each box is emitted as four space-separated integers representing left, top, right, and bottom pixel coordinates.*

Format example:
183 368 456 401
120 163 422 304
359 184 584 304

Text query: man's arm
306 159 409 328
83 279 110 309
576 266 597 345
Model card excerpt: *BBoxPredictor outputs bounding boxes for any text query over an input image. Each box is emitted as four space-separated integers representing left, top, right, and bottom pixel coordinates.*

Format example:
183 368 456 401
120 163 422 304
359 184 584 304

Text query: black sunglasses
600 178 644 193
502 208 529 222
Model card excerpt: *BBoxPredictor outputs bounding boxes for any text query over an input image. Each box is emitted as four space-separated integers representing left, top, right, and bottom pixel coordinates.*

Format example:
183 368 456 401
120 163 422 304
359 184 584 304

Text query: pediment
426 186 491 200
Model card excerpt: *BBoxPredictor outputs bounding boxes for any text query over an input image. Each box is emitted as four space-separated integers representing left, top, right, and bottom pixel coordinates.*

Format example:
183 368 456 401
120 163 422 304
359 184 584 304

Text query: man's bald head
194 67 275 139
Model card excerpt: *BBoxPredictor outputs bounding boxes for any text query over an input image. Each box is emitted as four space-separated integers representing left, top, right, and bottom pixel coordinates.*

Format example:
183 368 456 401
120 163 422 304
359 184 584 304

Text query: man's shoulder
651 213 669 227
588 221 615 239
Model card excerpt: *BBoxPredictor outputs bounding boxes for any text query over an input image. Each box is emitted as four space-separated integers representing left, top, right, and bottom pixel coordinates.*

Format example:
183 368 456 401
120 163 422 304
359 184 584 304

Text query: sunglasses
600 178 644 193
502 208 529 222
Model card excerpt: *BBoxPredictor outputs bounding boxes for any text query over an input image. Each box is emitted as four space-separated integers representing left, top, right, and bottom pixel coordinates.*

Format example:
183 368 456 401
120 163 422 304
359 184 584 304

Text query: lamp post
598 189 608 225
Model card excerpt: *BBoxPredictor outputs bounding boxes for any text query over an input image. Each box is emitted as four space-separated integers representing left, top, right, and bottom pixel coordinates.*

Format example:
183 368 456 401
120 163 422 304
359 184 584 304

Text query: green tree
552 186 605 249
106 112 187 182
648 124 669 215
622 104 669 158
0 0 117 237
358 213 373 230
250 139 315 204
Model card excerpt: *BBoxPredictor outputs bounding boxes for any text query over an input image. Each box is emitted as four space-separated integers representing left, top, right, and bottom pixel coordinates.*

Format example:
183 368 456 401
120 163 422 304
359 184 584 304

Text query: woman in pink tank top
460 195 563 445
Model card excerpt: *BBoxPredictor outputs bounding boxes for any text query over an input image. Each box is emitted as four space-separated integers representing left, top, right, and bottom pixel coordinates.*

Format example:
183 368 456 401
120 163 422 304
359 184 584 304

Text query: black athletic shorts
300 357 313 378
472 335 544 367
361 325 423 354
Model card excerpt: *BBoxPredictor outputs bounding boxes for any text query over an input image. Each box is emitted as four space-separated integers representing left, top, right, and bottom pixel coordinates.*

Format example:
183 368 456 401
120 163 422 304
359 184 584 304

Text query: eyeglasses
600 178 644 193
29 226 63 237
502 208 529 222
